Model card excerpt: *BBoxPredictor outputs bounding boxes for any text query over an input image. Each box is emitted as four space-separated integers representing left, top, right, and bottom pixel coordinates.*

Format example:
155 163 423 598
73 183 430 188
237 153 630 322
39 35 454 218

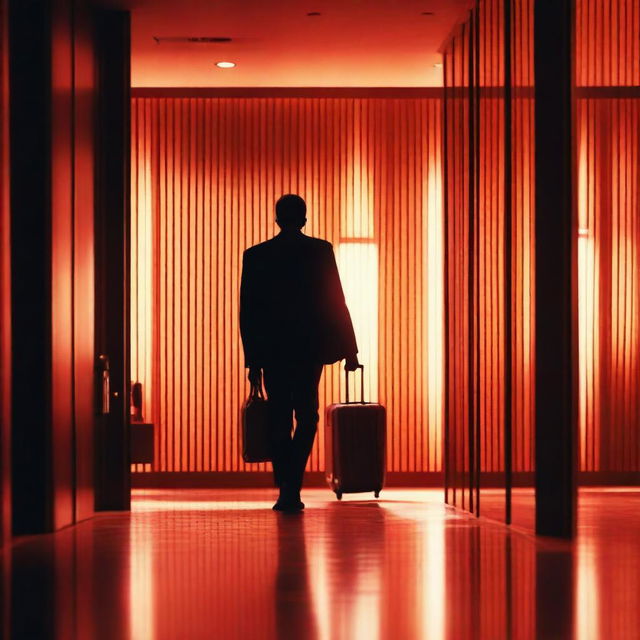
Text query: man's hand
344 356 360 372
248 367 262 387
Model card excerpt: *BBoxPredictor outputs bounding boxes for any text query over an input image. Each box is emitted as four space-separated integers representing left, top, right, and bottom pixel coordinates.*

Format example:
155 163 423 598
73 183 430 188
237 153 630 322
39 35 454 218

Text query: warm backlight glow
130 97 444 474
336 242 379 401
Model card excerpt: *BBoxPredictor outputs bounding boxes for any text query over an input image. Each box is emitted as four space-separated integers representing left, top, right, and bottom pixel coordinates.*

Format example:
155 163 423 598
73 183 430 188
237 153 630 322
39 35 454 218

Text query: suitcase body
325 366 386 499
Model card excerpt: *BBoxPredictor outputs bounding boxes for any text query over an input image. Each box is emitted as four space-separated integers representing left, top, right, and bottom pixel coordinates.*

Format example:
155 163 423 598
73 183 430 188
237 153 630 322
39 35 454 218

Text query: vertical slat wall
444 23 473 510
445 0 640 516
131 97 444 474
576 0 640 473
510 0 535 477
477 0 506 483
444 0 536 521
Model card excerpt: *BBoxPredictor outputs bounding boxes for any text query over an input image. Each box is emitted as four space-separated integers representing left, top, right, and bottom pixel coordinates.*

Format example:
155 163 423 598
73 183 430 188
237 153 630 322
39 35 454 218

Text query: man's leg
262 366 294 491
290 363 324 495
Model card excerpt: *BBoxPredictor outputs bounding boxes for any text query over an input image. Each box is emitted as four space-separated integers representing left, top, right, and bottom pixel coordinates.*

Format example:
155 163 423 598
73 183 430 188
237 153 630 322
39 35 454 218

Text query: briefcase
325 365 386 499
241 382 271 463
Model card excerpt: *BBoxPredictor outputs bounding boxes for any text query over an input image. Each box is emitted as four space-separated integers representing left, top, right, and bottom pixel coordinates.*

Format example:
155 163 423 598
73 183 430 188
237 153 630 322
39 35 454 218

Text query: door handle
97 354 110 414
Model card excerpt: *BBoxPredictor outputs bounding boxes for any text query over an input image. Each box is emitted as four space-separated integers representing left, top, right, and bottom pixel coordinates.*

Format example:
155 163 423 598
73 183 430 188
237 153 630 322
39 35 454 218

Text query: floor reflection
4 488 640 639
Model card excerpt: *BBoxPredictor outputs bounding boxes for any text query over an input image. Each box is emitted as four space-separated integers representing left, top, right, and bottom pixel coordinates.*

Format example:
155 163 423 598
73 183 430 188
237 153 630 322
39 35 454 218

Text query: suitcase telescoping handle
250 381 265 401
345 364 366 404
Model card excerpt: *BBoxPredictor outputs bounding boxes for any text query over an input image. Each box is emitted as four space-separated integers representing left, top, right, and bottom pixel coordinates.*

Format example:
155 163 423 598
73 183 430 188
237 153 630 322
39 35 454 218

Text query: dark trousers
263 361 324 494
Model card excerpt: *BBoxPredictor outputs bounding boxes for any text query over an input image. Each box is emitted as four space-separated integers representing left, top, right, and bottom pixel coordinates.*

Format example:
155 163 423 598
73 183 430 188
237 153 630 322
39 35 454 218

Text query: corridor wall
443 0 640 526
443 0 535 524
130 93 444 477
9 0 97 534
576 0 640 475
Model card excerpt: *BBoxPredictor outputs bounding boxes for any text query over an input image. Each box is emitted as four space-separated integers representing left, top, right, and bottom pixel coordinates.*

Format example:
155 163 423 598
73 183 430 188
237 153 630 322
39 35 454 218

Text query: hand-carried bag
241 382 271 463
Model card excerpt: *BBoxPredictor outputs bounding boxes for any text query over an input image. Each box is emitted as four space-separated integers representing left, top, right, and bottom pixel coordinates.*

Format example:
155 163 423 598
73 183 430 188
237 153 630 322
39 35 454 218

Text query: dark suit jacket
240 231 358 368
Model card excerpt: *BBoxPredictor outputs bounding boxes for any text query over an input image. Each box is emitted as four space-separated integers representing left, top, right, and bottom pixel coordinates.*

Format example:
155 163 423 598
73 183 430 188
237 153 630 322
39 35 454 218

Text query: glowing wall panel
577 98 640 472
336 243 378 402
131 96 444 473
575 0 640 473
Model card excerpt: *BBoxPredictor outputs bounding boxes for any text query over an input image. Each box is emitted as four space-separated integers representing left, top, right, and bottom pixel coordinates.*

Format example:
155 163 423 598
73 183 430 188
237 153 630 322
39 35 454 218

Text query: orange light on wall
131 103 154 427
336 242 379 401
576 109 599 472
424 158 444 471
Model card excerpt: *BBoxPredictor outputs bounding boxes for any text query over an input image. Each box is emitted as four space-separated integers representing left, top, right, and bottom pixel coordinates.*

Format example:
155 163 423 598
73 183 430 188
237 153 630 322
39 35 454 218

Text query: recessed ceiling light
216 61 236 69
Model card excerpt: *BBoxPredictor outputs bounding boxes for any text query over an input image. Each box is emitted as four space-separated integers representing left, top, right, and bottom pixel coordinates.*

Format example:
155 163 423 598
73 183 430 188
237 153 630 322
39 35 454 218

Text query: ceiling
123 0 470 87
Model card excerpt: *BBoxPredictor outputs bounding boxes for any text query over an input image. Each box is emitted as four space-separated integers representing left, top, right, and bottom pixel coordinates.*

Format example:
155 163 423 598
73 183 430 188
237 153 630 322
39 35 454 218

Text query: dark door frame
94 9 131 511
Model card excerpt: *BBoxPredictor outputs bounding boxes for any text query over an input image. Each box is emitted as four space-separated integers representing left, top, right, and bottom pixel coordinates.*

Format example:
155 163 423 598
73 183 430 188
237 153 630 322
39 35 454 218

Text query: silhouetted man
240 194 359 512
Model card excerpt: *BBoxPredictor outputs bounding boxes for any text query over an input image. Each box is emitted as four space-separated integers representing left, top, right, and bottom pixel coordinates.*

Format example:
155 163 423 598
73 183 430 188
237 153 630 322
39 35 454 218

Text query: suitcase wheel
374 490 380 498
335 491 343 500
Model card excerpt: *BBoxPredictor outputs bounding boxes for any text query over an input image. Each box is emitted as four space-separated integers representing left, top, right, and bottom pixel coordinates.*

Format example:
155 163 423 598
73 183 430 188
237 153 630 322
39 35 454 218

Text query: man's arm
323 243 359 370
239 250 261 378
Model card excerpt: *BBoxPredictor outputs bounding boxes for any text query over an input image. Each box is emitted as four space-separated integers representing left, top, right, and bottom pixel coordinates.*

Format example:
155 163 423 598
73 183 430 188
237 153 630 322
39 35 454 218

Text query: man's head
275 194 306 230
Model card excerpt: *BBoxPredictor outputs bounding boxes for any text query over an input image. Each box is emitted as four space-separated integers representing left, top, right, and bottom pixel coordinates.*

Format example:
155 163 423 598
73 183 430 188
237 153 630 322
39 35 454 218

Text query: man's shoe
272 492 305 512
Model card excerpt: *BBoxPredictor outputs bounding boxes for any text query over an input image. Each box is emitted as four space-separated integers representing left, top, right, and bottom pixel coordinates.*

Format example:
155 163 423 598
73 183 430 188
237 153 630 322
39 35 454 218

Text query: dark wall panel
9 0 97 534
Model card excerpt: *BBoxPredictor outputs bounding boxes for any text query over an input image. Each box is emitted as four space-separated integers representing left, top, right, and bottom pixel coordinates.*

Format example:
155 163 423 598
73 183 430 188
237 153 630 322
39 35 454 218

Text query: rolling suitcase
325 365 386 500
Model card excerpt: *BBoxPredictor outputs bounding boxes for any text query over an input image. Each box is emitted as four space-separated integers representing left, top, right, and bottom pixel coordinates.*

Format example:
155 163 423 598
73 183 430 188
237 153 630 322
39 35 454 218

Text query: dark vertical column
534 0 577 538
94 11 131 510
9 0 54 534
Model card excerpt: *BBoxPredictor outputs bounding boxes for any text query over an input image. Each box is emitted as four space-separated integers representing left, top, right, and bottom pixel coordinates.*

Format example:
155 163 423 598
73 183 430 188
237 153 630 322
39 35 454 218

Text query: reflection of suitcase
325 365 386 500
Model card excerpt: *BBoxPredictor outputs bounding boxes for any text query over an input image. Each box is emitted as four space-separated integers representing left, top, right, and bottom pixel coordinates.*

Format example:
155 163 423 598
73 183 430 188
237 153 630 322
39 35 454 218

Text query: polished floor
4 487 640 639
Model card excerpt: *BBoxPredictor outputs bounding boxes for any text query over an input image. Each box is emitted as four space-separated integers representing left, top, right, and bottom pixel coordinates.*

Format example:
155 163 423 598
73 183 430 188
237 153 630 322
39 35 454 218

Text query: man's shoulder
303 236 333 252
244 235 332 256
243 239 274 258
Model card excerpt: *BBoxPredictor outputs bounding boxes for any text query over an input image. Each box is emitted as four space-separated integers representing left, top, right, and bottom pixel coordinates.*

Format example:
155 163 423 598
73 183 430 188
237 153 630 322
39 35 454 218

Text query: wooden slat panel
444 21 474 510
131 97 444 473
576 0 640 473
443 0 536 522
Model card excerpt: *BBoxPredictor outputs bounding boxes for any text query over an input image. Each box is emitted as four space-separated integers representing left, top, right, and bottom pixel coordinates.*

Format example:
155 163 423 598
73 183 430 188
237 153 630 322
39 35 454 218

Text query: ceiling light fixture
216 61 236 69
